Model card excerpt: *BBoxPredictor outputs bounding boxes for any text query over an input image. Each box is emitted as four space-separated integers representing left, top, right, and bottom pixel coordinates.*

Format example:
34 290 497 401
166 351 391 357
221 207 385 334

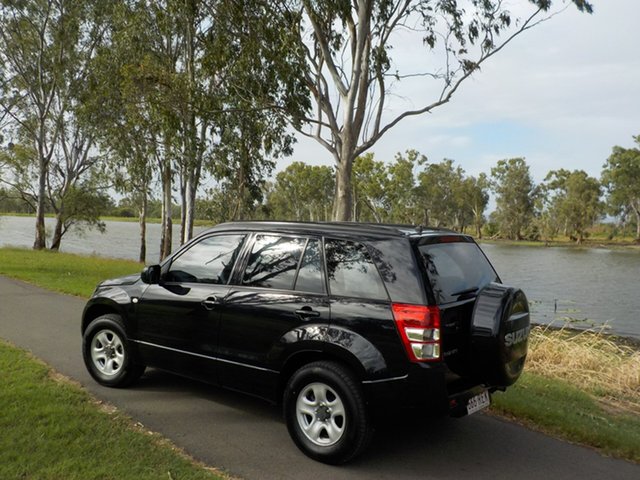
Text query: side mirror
141 264 161 284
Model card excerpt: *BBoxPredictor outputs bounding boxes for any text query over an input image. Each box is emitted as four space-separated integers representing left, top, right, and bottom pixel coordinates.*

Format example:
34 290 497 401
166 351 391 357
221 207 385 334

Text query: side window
243 235 305 290
325 239 388 300
166 234 245 284
294 239 325 294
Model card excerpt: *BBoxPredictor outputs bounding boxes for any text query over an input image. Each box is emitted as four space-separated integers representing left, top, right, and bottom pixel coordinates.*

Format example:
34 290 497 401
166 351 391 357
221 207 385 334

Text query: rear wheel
284 361 372 464
82 314 145 387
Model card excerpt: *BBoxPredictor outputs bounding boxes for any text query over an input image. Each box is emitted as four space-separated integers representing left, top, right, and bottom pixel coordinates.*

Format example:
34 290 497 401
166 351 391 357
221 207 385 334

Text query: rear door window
418 239 498 304
242 235 305 290
325 239 388 300
294 238 325 294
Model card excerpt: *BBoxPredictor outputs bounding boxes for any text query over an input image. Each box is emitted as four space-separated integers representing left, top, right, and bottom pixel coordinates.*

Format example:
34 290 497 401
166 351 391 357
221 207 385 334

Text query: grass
0 246 639 465
491 325 640 462
0 339 224 480
491 372 640 463
0 247 142 297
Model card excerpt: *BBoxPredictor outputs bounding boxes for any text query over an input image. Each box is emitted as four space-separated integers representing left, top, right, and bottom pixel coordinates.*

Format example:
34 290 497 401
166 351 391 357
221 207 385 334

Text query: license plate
466 390 490 415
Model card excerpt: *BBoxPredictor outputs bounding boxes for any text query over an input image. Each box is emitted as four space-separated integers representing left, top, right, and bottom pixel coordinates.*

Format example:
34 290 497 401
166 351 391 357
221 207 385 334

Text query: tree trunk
333 159 354 221
49 213 65 251
160 167 172 261
33 159 47 250
138 192 147 264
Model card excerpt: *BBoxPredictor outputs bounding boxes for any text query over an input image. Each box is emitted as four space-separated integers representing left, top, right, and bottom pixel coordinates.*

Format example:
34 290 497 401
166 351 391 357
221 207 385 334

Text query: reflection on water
0 216 638 338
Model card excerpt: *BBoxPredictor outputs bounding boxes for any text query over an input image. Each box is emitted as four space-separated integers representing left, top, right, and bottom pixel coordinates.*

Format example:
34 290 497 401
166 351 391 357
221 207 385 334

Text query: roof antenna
416 224 423 234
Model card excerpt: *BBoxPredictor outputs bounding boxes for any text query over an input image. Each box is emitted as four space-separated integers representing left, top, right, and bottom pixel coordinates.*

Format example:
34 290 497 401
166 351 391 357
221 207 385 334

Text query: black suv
81 221 530 464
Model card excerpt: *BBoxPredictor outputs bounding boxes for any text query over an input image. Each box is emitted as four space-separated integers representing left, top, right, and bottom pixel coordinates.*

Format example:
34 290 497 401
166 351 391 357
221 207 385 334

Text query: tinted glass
243 235 305 289
325 239 388 300
294 239 325 294
418 241 498 304
166 234 245 284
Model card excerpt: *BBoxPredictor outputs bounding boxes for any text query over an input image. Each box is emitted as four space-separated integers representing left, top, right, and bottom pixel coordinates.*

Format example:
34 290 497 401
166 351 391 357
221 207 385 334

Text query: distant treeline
3 145 640 247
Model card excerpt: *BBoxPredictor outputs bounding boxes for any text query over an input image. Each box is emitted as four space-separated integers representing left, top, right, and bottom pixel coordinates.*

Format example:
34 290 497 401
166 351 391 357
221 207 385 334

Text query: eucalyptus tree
352 153 388 222
88 0 173 262
490 158 537 240
462 173 490 238
386 150 423 224
267 162 335 221
601 135 640 241
542 169 603 244
0 0 111 249
282 0 593 221
416 158 465 228
200 0 309 226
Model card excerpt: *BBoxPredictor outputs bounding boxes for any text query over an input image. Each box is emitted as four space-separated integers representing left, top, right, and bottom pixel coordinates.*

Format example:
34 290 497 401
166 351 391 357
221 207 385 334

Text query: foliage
601 135 640 240
491 158 537 240
541 169 603 243
266 162 335 221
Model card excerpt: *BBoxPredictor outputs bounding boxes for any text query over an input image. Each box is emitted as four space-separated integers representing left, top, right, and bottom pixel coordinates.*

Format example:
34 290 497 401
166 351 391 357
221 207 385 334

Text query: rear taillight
392 303 441 362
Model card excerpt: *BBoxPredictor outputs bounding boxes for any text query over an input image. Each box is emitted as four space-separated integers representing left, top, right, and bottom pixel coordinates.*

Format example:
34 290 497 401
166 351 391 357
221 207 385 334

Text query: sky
279 0 640 185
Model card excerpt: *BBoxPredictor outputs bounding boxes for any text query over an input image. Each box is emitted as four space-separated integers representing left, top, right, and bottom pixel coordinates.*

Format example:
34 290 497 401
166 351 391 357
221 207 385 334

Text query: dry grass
526 325 640 412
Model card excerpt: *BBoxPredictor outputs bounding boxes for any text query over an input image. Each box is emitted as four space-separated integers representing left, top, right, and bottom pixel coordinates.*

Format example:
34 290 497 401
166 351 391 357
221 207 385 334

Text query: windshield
417 239 498 305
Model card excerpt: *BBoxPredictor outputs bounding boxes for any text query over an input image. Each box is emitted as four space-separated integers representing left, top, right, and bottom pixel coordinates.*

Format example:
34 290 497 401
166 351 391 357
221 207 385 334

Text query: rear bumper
363 363 490 417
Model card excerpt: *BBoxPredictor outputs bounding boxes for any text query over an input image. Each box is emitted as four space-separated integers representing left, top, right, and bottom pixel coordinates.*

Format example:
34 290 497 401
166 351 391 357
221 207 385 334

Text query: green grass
0 340 224 480
491 372 640 463
0 248 142 297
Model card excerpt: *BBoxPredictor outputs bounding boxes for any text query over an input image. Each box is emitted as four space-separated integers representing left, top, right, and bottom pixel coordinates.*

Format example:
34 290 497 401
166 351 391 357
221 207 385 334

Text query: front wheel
82 314 145 387
283 361 373 464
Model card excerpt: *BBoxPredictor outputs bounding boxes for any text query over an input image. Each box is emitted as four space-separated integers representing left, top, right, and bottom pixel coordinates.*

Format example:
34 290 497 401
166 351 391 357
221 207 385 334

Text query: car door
134 233 246 382
217 234 329 400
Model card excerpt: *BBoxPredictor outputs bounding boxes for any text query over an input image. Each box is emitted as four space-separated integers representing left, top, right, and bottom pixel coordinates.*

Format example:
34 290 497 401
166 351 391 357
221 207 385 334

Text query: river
1 215 639 338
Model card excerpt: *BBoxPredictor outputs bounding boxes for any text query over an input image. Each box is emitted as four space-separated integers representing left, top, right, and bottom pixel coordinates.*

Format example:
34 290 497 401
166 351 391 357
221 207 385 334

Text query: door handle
201 296 219 311
295 307 321 320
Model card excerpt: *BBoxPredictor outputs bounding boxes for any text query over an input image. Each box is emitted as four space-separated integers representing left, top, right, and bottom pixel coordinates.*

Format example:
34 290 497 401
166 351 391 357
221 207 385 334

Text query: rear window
417 239 498 305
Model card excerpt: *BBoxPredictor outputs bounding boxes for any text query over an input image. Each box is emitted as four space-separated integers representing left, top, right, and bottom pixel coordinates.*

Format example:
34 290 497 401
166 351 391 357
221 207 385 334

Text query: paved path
1 275 638 479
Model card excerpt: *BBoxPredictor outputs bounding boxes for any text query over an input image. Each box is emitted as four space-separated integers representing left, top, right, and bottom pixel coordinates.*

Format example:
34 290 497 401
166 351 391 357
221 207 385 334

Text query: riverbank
0 247 638 466
480 237 640 251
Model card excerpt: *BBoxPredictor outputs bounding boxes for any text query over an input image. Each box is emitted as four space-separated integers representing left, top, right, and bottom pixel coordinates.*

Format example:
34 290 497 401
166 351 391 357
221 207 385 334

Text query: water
480 243 640 338
0 216 207 263
1 216 639 338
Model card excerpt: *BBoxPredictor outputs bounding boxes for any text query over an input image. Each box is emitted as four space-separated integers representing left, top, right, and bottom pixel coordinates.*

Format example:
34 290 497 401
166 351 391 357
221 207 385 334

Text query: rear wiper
451 287 479 297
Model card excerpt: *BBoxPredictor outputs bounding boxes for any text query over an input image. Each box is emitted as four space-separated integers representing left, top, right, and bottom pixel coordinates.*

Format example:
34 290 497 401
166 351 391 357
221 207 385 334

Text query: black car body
81 221 530 463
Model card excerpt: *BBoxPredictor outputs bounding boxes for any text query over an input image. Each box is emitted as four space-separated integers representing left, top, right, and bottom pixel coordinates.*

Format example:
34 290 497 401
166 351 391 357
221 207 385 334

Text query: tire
283 361 373 464
82 314 145 388
471 283 530 387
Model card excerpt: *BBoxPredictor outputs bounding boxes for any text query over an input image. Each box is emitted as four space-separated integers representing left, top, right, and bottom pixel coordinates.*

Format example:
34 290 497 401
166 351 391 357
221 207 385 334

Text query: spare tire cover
470 283 530 387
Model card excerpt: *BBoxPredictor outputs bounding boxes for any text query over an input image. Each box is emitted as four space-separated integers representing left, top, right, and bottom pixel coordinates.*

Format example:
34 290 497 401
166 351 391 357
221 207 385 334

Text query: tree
416 159 463 228
601 136 640 241
0 0 71 248
463 173 490 238
386 150 423 224
0 0 109 250
491 158 537 240
542 169 603 244
267 162 334 221
352 153 388 222
284 0 593 220
88 0 308 260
